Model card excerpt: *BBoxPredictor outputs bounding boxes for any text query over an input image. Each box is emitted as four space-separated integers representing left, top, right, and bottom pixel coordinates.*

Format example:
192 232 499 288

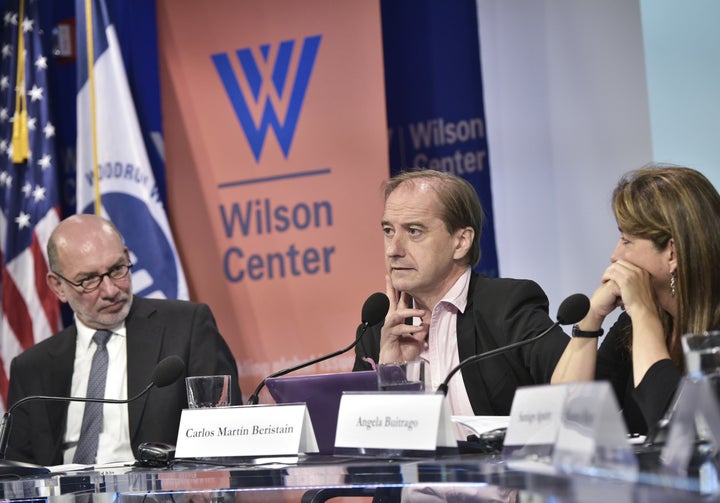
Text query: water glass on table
185 375 232 408
377 359 428 391
682 332 720 408
682 332 720 378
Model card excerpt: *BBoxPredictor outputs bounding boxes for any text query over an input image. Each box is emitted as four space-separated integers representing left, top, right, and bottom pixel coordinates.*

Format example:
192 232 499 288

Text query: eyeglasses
53 263 133 292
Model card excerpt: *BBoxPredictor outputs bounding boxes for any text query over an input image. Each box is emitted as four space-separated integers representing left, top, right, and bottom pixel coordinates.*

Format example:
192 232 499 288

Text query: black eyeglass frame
52 263 133 292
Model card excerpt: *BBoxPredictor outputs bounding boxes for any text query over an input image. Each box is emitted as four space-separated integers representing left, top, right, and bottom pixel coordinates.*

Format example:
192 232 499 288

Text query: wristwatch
572 324 604 338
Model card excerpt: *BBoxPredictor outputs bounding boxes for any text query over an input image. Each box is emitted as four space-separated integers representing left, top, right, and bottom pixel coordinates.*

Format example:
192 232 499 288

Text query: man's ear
453 227 474 261
46 273 68 303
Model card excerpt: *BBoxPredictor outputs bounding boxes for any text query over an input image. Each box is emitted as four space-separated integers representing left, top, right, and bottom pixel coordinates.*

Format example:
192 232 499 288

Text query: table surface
0 450 718 503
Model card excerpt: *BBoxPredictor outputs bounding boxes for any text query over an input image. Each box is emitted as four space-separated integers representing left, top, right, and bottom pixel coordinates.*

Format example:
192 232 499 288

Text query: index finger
385 275 399 312
398 291 412 310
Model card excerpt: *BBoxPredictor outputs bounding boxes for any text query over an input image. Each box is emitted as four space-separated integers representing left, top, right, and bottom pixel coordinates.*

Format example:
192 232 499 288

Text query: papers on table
452 416 510 437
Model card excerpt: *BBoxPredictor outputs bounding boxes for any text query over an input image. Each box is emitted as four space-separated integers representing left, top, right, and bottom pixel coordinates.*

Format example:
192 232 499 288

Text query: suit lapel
124 298 164 442
456 273 480 362
457 274 495 415
456 305 477 362
45 327 77 459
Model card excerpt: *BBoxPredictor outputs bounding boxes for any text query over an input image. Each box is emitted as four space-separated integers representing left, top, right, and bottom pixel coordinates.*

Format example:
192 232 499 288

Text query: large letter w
212 35 322 162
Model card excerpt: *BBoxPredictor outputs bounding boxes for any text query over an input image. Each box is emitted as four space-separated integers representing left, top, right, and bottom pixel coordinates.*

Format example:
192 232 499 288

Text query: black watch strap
572 324 604 338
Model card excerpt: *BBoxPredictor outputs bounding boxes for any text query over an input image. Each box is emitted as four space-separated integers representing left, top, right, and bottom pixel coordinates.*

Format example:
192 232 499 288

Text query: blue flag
75 0 188 300
382 0 498 277
0 0 63 407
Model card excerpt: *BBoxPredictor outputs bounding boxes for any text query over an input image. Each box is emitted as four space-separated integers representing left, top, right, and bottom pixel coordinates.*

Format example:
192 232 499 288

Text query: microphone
246 292 390 405
0 355 185 466
437 293 590 395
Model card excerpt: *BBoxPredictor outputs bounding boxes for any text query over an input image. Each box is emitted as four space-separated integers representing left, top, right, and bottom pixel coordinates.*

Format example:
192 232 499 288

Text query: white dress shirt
63 318 134 464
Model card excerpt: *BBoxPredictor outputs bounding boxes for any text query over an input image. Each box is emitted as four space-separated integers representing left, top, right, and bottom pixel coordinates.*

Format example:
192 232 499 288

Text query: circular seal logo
83 193 180 299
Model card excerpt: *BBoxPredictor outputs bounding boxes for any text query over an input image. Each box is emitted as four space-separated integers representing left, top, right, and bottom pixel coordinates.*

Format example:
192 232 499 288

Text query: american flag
0 0 62 410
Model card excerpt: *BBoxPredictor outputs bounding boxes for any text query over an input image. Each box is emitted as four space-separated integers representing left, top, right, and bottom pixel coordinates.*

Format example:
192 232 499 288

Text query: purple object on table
265 371 378 454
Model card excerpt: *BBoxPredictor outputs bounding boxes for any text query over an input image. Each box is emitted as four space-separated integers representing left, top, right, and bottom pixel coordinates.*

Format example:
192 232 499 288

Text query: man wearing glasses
5 214 240 466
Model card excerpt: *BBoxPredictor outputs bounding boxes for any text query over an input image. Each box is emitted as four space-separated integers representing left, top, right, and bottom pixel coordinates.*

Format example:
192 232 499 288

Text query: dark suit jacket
354 274 570 415
6 296 241 466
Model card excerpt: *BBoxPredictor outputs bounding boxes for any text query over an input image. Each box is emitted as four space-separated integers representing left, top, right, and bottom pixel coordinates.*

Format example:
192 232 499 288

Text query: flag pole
84 0 102 215
11 0 29 164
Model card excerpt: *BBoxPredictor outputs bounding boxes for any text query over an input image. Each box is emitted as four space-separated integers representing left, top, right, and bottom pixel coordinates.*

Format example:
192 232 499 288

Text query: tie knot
93 330 112 348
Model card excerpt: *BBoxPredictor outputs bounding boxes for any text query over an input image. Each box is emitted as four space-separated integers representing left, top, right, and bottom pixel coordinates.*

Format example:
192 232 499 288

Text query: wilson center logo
212 35 322 162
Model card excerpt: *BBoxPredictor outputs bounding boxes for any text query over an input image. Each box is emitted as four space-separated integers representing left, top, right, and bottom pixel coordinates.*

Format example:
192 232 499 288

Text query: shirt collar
437 266 471 314
75 316 126 349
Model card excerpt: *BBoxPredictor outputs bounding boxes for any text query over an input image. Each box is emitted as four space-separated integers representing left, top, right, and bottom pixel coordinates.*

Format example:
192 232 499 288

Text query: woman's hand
600 259 657 319
602 259 669 385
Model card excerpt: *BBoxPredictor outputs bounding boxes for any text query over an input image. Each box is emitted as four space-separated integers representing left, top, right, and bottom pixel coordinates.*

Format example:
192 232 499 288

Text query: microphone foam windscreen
556 293 591 325
152 355 186 388
361 292 390 325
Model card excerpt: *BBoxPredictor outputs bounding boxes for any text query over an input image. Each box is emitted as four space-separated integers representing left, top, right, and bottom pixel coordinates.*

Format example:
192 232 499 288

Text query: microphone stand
0 355 184 476
435 292 590 396
246 322 372 405
436 321 561 395
0 383 156 474
245 292 388 405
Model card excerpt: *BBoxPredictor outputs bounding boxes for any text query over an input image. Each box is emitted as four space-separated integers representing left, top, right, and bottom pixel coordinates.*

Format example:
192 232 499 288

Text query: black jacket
354 273 570 415
6 296 240 465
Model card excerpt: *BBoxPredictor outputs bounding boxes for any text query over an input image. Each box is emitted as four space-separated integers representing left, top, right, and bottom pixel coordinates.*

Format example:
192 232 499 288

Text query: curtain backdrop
1 0 720 400
156 0 389 401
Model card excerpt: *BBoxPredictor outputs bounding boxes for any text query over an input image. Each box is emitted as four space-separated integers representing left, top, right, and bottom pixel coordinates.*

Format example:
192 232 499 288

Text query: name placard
505 382 637 471
334 392 455 453
175 404 318 458
661 376 720 475
503 384 566 461
553 381 637 471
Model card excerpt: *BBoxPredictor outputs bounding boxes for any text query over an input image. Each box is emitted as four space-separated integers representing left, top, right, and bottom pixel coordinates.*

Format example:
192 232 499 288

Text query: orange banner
156 0 388 401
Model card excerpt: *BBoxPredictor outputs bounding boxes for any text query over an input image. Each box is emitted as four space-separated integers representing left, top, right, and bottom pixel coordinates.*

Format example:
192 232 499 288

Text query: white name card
504 384 566 451
553 381 637 471
505 382 637 471
175 404 318 458
662 376 720 475
334 392 455 453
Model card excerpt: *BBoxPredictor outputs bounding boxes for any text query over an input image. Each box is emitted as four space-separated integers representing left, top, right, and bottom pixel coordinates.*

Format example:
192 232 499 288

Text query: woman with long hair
552 164 720 434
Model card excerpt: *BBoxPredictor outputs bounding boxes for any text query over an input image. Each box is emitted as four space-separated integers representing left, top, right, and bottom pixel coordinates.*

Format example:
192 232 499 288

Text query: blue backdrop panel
381 0 498 277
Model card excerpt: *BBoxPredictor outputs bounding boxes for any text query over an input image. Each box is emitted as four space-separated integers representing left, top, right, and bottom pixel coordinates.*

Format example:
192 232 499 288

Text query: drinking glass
682 332 720 378
377 359 428 392
185 375 232 408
